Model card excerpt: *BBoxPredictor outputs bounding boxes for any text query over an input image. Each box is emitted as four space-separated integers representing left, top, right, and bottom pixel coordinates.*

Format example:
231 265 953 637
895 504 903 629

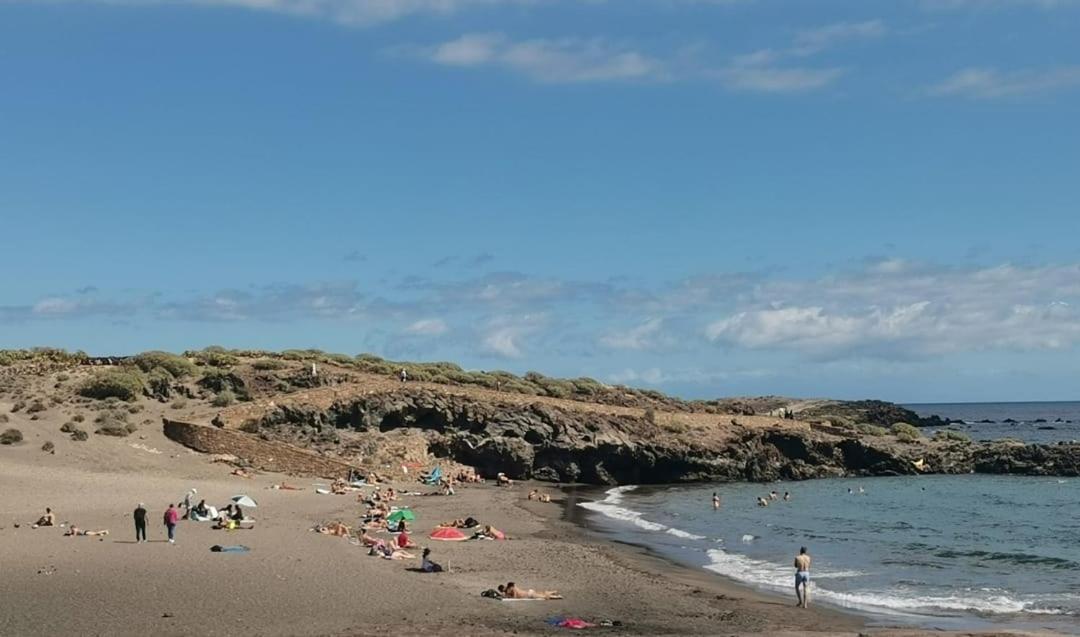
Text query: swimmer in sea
712 492 721 510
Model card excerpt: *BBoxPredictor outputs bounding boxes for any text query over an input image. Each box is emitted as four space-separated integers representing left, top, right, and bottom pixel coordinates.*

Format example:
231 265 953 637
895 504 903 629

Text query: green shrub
70 429 88 442
78 370 144 401
26 399 46 414
0 428 23 444
94 410 128 424
95 422 131 436
891 423 923 440
41 441 54 453
56 373 70 382
127 403 145 414
170 399 187 410
72 413 85 423
211 390 235 407
252 359 286 371
131 351 196 378
855 423 889 436
60 422 78 433
190 347 239 368
933 430 971 443
644 407 657 424
144 367 173 400
11 400 26 413
0 414 7 423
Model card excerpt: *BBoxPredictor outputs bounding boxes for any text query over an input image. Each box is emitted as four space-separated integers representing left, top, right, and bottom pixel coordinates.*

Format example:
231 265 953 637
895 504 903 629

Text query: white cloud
609 367 667 384
29 0 541 26
921 0 1077 9
715 65 844 92
600 317 667 350
404 318 448 335
791 20 887 56
425 33 662 83
32 297 80 315
705 263 1080 357
479 314 545 358
926 66 1080 98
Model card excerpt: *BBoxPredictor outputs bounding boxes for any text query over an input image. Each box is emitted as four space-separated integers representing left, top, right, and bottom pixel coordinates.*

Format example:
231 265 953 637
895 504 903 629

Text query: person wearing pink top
164 504 179 544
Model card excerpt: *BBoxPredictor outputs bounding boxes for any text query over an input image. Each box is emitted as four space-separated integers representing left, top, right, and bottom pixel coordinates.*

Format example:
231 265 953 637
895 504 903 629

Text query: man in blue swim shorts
794 546 811 608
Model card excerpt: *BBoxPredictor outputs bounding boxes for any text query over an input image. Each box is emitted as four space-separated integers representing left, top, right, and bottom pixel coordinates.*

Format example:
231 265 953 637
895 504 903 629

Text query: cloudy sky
2 0 1079 402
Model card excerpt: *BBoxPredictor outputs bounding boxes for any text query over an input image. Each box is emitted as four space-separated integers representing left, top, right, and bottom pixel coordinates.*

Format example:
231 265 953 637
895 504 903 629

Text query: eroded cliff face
238 389 1080 485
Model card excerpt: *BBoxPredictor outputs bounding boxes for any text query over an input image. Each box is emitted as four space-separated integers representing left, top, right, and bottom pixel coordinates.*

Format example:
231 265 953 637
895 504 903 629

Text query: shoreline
0 425 1069 637
560 482 1077 637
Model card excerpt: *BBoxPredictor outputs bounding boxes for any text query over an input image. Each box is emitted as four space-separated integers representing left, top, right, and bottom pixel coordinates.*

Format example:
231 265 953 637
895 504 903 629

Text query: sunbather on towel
64 525 109 537
501 582 562 600
475 525 506 540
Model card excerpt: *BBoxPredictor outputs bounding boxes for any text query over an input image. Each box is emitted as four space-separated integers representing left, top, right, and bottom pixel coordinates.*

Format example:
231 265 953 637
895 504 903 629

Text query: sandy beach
0 415 1061 637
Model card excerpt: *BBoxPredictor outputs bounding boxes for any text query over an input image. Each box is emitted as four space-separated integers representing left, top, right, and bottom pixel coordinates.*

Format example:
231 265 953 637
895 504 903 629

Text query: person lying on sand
231 468 253 479
64 526 109 537
421 548 444 573
499 582 562 600
33 508 56 528
358 530 383 547
370 543 413 560
331 479 349 495
474 525 506 540
314 521 351 537
272 482 302 491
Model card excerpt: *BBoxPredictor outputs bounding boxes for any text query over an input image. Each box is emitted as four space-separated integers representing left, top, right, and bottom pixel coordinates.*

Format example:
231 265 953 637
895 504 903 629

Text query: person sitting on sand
358 529 382 547
527 489 538 501
193 500 210 518
496 473 513 487
441 481 455 496
421 548 444 573
331 479 348 495
231 505 245 522
64 525 109 537
538 493 552 503
501 582 562 600
33 508 56 528
395 528 416 549
384 487 397 502
394 519 409 533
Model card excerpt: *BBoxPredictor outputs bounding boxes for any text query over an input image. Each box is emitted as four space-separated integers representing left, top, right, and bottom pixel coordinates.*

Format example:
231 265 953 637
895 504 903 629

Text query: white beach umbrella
231 495 258 508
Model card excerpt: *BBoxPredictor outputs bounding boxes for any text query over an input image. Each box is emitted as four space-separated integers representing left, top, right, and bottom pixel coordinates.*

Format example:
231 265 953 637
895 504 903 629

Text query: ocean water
906 401 1080 445
572 475 1080 633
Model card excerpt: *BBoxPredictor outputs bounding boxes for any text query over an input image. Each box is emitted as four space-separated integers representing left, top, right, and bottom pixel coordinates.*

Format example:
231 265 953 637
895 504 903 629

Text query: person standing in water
712 492 721 510
794 547 811 608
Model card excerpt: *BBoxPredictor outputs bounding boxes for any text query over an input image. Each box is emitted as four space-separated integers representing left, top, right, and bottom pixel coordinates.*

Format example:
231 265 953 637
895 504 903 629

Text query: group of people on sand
29 507 110 537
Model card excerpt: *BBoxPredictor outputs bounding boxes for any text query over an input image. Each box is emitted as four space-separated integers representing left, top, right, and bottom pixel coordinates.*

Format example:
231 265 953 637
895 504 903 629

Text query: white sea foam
666 528 706 540
578 486 668 532
702 548 1068 617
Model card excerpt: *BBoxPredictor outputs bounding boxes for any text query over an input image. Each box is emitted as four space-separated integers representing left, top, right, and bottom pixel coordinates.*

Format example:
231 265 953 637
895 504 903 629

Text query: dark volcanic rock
253 389 1080 485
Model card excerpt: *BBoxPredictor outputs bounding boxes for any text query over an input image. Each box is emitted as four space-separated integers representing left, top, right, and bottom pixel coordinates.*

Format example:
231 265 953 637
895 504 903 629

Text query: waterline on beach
573 477 1080 634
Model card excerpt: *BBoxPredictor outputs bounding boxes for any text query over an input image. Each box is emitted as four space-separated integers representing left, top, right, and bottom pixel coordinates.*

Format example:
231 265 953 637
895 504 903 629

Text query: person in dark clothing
134 503 148 543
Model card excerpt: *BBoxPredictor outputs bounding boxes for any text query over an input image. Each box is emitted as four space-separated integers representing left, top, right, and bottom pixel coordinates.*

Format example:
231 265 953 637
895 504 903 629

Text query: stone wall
162 418 359 479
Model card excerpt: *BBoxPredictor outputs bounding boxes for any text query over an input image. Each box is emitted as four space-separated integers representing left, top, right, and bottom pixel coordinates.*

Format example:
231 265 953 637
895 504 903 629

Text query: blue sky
2 0 1079 402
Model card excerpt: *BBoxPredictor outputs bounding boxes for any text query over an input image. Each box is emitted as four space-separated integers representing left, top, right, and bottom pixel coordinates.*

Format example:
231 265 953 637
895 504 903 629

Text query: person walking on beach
712 492 721 510
134 503 147 543
164 504 179 544
794 547 811 608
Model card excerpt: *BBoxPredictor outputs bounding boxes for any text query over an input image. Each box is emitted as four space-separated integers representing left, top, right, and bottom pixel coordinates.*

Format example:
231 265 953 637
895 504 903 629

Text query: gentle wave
578 487 704 542
702 548 1070 617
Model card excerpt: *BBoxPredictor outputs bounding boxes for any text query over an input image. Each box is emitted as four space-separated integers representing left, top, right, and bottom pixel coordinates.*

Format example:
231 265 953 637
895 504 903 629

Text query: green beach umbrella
386 509 415 523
